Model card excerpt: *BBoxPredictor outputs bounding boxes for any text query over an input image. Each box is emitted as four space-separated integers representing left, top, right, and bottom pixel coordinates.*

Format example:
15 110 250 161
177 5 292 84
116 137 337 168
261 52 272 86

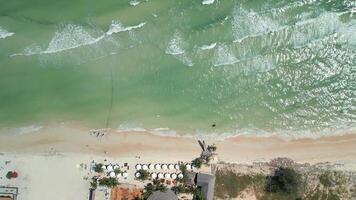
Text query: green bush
192 158 203 169
137 169 150 181
98 177 119 188
94 163 104 173
266 167 300 195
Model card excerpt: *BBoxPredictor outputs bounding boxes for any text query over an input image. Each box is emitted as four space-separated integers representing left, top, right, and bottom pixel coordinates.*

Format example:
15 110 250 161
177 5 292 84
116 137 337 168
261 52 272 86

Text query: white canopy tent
122 172 128 178
162 164 168 170
151 173 157 179
107 165 113 172
174 164 180 170
155 164 161 170
164 173 171 179
178 173 184 179
135 164 142 170
186 164 192 170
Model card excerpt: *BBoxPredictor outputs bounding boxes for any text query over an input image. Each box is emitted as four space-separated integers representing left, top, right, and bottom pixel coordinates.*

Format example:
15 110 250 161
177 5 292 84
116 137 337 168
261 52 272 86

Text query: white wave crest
0 27 14 39
202 0 215 5
11 125 43 135
129 0 140 6
12 21 146 56
200 42 217 50
106 21 146 35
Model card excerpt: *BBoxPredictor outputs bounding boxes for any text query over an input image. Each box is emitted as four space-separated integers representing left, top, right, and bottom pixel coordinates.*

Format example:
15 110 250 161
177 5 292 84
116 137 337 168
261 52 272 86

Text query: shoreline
0 123 355 165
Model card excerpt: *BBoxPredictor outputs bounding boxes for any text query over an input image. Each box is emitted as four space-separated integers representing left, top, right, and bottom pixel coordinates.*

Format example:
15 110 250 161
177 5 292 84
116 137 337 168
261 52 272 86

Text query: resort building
147 190 178 200
196 173 215 200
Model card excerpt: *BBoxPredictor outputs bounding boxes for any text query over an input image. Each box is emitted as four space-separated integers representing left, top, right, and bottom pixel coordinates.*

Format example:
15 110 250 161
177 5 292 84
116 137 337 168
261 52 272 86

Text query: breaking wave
0 27 14 39
11 21 146 56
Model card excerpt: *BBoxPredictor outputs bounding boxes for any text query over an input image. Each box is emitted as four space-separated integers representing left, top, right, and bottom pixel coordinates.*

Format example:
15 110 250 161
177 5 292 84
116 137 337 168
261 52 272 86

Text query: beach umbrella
168 164 174 170
113 165 120 170
122 172 128 178
109 172 116 178
155 164 161 170
178 173 184 179
151 173 157 179
186 164 192 170
174 164 180 170
164 173 171 179
149 164 155 170
101 165 106 170
135 164 142 170
116 173 122 178
107 165 113 172
158 173 164 179
171 173 177 179
142 164 148 170
162 164 168 170
135 172 141 178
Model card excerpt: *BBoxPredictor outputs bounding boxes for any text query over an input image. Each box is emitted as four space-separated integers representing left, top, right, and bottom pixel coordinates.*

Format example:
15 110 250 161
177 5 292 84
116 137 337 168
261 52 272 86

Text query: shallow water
0 0 355 137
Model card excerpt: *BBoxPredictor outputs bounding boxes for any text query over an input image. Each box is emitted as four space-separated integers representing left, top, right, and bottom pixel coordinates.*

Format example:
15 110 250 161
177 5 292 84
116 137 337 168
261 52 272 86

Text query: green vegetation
94 163 104 173
266 167 301 195
193 187 205 200
214 167 356 200
98 177 119 188
143 179 168 199
192 158 203 169
114 168 122 174
137 169 150 181
215 170 265 199
90 177 98 189
6 171 13 179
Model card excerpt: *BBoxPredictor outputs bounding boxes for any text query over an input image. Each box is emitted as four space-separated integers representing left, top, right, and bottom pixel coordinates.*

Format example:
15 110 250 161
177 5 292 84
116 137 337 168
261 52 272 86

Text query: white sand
0 123 355 200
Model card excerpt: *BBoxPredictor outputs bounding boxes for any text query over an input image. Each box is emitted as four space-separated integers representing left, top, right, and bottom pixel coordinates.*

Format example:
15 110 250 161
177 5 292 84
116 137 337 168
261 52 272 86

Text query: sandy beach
0 123 356 200
0 123 355 165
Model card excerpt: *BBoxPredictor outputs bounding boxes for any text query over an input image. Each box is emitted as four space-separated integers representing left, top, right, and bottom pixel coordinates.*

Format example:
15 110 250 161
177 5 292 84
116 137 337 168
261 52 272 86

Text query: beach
1 123 355 165
0 124 355 200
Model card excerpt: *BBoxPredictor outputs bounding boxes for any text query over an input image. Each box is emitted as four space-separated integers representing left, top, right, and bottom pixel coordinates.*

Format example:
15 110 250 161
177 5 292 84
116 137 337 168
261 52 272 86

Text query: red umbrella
11 171 18 178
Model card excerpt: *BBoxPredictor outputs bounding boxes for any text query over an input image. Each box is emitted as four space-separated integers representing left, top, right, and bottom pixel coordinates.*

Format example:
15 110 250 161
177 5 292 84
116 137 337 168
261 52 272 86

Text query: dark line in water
106 64 115 129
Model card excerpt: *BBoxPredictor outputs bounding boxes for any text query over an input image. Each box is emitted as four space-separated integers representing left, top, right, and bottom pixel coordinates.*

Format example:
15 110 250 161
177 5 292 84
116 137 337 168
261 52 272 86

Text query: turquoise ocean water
0 0 355 138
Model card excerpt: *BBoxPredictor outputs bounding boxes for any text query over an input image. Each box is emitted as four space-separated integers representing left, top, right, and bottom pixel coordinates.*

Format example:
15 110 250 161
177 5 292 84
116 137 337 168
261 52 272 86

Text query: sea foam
202 0 215 5
212 44 239 66
0 27 14 39
165 31 186 55
12 21 146 56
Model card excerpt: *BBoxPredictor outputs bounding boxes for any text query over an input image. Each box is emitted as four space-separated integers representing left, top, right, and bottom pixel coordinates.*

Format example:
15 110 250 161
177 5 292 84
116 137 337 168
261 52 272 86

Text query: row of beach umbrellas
101 164 120 172
109 171 128 178
135 163 193 171
135 172 184 179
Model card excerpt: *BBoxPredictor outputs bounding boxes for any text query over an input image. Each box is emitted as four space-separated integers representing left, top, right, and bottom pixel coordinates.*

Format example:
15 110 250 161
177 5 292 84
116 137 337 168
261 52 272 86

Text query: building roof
196 173 215 200
0 197 12 200
147 190 178 200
